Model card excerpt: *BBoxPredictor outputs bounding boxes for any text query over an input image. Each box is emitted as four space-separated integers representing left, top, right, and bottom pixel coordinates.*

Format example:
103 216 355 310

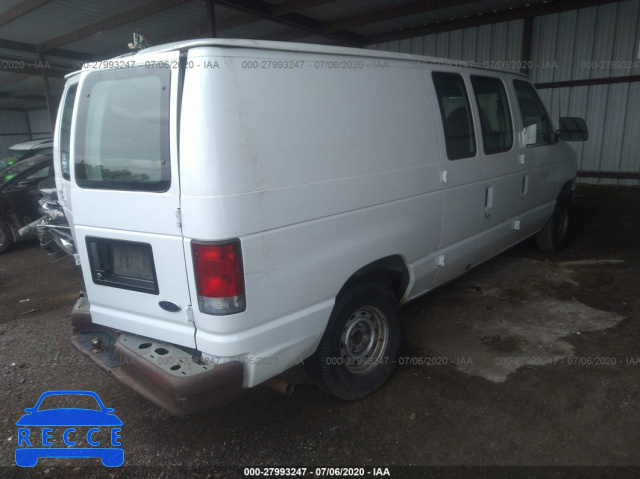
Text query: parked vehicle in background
0 154 53 253
0 138 53 174
56 39 588 416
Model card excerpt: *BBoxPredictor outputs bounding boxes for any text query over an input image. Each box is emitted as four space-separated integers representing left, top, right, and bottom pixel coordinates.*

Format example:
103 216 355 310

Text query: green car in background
0 138 53 174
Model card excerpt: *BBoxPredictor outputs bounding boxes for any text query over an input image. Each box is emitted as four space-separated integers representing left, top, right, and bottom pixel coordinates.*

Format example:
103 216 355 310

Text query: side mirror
558 117 588 142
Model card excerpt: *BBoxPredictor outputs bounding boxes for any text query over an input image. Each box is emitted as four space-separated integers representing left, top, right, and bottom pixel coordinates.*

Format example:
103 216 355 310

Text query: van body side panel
189 196 441 387
179 48 443 386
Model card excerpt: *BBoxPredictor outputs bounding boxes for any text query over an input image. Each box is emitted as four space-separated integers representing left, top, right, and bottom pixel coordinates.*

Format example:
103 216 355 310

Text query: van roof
70 39 529 78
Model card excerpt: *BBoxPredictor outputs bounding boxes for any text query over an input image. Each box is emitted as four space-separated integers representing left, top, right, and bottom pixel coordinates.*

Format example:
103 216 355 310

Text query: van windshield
74 67 170 191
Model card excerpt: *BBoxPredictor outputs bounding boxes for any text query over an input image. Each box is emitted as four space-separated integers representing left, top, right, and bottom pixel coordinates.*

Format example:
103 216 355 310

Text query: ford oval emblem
159 300 182 312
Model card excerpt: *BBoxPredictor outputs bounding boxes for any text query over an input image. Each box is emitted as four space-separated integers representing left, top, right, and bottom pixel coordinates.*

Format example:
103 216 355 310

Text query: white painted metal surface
59 39 578 389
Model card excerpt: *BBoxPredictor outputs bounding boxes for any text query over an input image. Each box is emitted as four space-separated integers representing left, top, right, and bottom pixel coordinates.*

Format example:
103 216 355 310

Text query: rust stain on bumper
70 295 243 417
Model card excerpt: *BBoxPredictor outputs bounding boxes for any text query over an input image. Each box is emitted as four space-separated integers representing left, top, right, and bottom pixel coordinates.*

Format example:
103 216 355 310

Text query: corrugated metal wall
27 110 53 138
370 20 524 68
0 110 31 153
369 0 640 185
531 1 640 185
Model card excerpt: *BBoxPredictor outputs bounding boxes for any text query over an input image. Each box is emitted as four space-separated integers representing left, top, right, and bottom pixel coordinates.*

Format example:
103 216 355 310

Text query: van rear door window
74 68 170 191
432 72 476 160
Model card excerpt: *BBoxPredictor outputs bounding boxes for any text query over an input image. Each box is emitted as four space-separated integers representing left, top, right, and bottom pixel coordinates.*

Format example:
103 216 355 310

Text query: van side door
428 71 482 287
470 74 521 262
511 80 560 237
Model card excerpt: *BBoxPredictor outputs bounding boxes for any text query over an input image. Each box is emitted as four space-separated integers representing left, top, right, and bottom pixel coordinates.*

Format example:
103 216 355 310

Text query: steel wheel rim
339 306 389 374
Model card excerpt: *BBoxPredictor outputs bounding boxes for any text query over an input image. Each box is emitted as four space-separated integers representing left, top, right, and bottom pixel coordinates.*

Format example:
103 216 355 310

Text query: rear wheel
0 218 13 254
535 189 572 253
306 282 402 400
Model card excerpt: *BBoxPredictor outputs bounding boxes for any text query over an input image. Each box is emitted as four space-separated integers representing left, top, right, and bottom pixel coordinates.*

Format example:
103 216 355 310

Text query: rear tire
0 218 13 254
305 282 402 400
535 189 572 253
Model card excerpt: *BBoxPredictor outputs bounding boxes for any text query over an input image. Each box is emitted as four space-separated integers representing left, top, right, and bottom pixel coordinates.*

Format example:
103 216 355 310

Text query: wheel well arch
560 179 575 199
338 255 411 302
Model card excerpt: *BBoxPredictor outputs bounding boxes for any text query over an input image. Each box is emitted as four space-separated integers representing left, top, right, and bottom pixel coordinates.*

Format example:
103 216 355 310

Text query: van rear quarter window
74 68 170 192
432 72 476 161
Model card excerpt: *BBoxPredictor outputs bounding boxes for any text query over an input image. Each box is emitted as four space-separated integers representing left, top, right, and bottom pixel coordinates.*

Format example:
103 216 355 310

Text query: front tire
306 282 402 400
535 189 572 253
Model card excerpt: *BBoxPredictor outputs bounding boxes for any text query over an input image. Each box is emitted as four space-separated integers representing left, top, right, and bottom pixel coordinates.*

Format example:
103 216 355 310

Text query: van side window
59 84 77 180
513 80 554 147
432 72 476 160
470 76 513 154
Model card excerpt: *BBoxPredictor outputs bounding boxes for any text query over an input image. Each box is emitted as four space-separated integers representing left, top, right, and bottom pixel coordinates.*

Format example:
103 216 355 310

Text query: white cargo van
56 39 588 416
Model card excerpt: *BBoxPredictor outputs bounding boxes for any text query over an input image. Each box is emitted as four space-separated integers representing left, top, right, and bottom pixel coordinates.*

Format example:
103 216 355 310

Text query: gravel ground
1 184 639 479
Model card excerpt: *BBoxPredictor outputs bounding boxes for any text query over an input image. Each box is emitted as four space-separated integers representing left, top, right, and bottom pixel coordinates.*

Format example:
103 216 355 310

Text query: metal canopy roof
0 0 621 113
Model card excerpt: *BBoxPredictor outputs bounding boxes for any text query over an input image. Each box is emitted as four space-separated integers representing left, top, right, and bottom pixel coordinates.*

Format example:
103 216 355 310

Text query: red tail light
192 240 245 315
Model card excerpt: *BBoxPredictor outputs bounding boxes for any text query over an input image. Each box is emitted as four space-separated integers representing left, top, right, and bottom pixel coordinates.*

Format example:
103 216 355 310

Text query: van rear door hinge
438 254 445 267
440 170 448 184
175 208 182 227
185 305 194 324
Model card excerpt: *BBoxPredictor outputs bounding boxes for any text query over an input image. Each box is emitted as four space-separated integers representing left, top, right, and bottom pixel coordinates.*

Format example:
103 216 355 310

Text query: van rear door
54 74 79 236
70 52 196 348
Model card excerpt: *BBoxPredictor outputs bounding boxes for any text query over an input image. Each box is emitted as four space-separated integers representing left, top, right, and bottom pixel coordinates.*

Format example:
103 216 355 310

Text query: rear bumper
70 295 243 417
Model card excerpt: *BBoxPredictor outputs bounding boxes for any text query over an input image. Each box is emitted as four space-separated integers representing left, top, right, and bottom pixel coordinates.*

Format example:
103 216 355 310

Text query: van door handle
522 175 529 196
484 185 493 217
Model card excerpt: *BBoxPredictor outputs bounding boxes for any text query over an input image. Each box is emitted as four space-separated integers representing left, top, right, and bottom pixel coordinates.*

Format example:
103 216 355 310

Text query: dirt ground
1 184 639 478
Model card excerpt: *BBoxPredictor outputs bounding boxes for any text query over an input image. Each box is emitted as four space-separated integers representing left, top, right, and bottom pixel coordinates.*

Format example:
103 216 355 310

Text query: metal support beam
520 16 533 74
326 0 475 33
39 54 55 129
535 75 640 89
366 0 624 45
577 171 640 180
26 106 33 139
206 0 217 38
270 0 334 16
36 0 192 52
0 0 53 28
0 39 92 62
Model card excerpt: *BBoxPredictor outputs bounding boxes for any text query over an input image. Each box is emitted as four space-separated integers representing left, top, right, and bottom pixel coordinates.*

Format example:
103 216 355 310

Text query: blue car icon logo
15 390 123 467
